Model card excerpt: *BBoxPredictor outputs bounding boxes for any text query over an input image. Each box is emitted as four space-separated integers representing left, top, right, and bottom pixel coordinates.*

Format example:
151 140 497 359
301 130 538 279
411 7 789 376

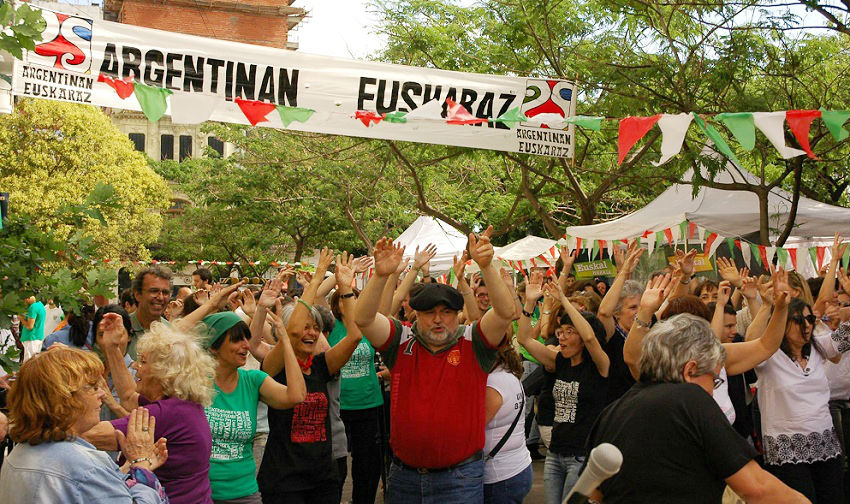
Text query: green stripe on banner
776 247 789 268
749 243 762 267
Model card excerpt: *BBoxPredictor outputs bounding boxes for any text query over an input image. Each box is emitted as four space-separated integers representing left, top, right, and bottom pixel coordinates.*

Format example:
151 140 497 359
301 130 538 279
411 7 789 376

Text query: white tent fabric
393 216 468 272
566 162 850 243
495 235 558 262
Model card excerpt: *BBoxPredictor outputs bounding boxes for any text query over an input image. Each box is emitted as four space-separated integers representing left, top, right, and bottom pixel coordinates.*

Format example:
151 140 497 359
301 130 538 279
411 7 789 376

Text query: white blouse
484 369 532 484
755 321 850 465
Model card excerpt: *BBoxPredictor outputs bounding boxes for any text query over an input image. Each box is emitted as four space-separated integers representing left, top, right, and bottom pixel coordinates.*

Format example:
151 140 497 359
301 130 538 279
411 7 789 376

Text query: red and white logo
447 349 461 366
30 11 93 73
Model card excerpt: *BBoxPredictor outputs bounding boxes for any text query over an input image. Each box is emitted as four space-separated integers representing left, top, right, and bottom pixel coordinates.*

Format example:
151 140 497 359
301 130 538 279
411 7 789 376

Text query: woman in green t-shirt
201 281 306 504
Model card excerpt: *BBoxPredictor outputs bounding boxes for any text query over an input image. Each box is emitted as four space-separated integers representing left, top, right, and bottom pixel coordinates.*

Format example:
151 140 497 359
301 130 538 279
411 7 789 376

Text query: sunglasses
791 314 817 326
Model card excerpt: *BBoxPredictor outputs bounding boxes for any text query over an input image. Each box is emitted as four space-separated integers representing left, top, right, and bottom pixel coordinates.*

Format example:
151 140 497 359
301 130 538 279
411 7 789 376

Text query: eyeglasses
76 382 100 395
145 288 171 296
475 293 489 299
791 314 817 326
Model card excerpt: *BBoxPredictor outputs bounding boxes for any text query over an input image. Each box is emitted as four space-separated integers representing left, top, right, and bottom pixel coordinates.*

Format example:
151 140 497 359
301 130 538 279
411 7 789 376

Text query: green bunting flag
448 266 457 286
276 106 315 127
591 240 599 261
715 112 755 151
679 221 688 246
564 115 603 131
726 237 737 255
776 247 789 268
492 107 528 125
133 83 173 122
693 114 741 166
808 247 818 271
820 109 850 141
843 246 850 271
383 111 408 123
655 231 665 250
749 243 763 267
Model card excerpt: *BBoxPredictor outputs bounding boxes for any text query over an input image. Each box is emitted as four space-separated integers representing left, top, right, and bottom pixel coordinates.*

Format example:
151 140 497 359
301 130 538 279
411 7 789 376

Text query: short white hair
639 314 726 383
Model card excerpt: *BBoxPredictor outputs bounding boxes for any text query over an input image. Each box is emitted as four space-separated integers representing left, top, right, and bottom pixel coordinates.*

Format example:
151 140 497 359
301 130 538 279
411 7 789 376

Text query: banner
11 6 578 158
667 252 714 273
573 259 617 280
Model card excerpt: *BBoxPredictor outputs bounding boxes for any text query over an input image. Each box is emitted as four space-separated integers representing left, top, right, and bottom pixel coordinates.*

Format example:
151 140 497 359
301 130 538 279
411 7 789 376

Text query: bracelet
129 457 152 466
340 292 355 299
297 298 312 311
460 290 473 295
634 317 652 329
680 276 691 285
542 310 552 315
521 309 534 318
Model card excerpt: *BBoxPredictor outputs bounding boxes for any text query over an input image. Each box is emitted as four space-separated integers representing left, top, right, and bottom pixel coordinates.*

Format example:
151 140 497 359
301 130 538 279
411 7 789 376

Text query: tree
0 1 45 60
0 99 171 259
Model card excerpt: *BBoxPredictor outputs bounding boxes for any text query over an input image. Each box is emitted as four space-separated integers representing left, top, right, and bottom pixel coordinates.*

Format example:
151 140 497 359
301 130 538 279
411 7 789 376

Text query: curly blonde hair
136 322 216 407
9 347 104 445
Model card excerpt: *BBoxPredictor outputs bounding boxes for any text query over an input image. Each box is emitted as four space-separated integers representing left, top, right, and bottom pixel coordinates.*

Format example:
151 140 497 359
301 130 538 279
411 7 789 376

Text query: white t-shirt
713 367 735 424
484 368 532 484
821 322 850 401
755 321 850 465
43 306 64 336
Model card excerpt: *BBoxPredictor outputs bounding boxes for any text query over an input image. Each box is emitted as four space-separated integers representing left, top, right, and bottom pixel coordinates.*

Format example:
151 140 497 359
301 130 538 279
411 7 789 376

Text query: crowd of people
1 227 850 503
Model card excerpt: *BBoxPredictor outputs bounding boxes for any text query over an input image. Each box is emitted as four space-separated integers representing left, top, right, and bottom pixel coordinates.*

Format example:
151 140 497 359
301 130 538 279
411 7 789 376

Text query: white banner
12 6 577 158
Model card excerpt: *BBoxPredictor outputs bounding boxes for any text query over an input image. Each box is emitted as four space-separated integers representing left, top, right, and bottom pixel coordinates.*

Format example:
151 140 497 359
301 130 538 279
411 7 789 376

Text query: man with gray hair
585 314 809 504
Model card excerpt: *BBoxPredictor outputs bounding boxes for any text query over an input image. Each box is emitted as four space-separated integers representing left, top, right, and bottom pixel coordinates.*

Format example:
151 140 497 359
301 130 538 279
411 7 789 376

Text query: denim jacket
0 437 168 503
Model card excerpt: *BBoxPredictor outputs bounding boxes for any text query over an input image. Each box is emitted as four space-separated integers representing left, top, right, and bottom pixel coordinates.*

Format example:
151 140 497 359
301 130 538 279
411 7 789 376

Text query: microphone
562 443 623 504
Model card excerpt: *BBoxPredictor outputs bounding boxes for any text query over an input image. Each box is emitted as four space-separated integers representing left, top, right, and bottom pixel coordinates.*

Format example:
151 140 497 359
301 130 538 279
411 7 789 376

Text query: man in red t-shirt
354 226 515 503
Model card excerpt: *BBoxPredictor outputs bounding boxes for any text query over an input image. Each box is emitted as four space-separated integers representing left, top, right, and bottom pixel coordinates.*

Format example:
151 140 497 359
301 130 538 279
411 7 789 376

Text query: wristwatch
634 316 652 329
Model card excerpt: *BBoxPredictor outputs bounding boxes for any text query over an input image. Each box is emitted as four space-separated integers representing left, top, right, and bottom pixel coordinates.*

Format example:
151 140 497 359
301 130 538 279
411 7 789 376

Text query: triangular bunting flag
405 99 445 121
355 110 384 127
575 237 583 252
776 247 789 269
445 98 488 125
652 113 693 165
749 243 763 267
765 246 776 267
698 225 706 245
645 236 656 256
816 246 826 271
726 237 737 256
808 247 818 272
538 254 553 267
820 109 850 141
134 82 173 122
679 222 688 247
606 240 614 259
716 112 756 151
448 267 457 287
693 114 741 166
740 241 752 268
843 246 850 270
235 98 276 126
526 113 567 129
786 110 821 159
491 107 528 125
549 246 557 259
705 232 719 256
655 231 665 249
564 115 603 131
757 245 769 269
618 115 662 165
170 93 218 124
591 240 599 261
788 248 798 270
752 111 805 159
383 111 408 124
98 73 134 99
277 106 315 127
664 228 674 246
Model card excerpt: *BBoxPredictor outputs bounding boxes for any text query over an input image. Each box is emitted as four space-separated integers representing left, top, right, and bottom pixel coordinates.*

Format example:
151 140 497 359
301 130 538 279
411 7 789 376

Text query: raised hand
772 267 791 296
193 288 210 305
740 275 758 299
675 248 699 279
525 272 545 303
257 278 283 308
612 243 626 272
469 225 495 269
544 280 570 308
756 278 775 306
500 267 515 288
640 273 671 314
452 251 470 283
413 243 437 271
277 264 296 283
372 237 405 276
352 256 374 274
716 257 741 287
99 312 128 348
839 267 850 293
209 281 244 310
335 252 356 288
832 232 848 266
395 257 411 275
165 300 183 320
717 280 732 306
266 300 289 338
560 246 578 275
240 289 258 316
315 247 334 278
623 240 645 275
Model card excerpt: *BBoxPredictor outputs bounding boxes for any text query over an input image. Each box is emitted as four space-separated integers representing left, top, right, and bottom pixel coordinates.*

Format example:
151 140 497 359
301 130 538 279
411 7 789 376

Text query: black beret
409 283 464 311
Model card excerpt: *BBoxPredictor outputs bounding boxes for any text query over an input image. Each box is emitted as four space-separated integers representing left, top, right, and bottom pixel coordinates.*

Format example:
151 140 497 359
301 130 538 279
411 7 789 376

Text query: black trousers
341 405 384 504
767 456 845 503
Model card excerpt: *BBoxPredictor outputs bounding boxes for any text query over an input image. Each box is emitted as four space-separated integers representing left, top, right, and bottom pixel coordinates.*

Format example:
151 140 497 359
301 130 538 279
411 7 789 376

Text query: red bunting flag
704 233 718 255
530 257 538 268
576 237 583 251
664 228 673 245
539 254 553 267
445 98 489 125
758 245 769 268
97 74 135 99
786 110 822 159
642 230 654 238
549 246 557 258
235 98 277 126
618 115 662 165
789 248 798 269
688 222 697 239
598 240 607 256
734 239 742 250
817 246 826 270
355 110 384 127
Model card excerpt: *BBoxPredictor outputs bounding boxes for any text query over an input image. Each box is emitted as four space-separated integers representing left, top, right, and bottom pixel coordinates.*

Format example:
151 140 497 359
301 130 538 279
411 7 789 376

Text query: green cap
201 311 244 349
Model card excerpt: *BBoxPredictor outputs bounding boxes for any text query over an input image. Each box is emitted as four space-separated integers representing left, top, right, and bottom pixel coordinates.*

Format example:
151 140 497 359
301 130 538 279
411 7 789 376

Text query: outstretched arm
325 252 364 375
518 276 557 371
726 272 790 375
472 226 513 346
354 238 405 349
598 241 643 340
550 282 609 377
259 300 307 406
391 244 435 315
287 248 334 338
99 313 140 410
453 252 480 322
623 274 671 379
814 233 846 316
174 281 244 332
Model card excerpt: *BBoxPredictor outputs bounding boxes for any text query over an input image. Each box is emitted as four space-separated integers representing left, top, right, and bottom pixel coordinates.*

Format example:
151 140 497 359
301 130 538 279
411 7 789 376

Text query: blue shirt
43 322 94 350
0 437 167 503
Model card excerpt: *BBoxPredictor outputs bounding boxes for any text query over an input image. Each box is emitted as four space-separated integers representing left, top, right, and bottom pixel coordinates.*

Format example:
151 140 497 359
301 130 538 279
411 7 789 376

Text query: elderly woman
586 314 808 504
83 317 217 504
0 347 168 503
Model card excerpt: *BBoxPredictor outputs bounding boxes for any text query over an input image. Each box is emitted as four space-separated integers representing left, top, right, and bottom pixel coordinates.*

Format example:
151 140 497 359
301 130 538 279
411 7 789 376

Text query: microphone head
588 443 623 478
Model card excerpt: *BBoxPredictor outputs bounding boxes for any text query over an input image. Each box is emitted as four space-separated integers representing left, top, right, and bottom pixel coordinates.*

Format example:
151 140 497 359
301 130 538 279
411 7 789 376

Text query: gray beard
418 327 458 349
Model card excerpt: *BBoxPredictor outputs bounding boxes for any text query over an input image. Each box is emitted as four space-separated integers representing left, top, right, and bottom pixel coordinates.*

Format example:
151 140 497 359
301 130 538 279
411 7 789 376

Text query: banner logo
31 12 93 73
522 79 573 129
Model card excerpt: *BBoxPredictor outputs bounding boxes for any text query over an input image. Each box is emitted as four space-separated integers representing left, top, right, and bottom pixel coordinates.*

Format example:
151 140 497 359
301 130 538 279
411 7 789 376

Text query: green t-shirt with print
327 320 384 410
515 305 544 364
205 368 268 500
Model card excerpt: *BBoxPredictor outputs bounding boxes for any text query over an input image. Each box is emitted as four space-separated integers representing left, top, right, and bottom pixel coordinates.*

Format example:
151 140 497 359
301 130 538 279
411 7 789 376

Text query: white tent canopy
393 216 468 272
495 235 558 263
567 162 850 243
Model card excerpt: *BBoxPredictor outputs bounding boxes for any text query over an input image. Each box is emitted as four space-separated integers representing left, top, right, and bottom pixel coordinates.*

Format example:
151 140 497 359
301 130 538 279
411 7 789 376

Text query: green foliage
0 1 45 59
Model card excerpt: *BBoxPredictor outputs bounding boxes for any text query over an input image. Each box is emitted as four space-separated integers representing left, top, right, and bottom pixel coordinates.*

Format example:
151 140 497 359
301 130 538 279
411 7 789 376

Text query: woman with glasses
517 280 609 504
754 296 850 502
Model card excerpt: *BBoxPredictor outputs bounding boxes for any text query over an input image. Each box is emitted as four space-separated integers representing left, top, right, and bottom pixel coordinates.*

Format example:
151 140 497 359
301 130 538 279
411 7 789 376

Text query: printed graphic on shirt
447 348 461 366
341 340 372 380
291 392 329 443
553 379 579 423
206 407 253 460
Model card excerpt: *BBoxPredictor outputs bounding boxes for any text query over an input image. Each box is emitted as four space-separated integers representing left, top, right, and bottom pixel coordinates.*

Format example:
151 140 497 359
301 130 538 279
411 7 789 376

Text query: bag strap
487 387 525 460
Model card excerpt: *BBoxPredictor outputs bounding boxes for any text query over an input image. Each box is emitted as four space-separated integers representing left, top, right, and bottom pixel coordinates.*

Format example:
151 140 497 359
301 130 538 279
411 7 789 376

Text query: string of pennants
96 74 849 163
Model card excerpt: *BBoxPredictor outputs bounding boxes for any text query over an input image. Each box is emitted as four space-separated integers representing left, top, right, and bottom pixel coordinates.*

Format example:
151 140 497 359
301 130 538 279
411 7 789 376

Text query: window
128 133 145 153
160 134 174 160
208 136 224 157
179 135 193 161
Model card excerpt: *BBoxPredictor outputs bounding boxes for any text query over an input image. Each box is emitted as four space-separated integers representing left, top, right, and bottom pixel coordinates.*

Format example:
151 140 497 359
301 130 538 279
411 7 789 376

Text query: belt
392 451 482 474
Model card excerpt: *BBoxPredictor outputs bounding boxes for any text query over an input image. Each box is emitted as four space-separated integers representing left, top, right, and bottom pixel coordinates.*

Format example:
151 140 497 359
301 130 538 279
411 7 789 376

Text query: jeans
342 406 384 504
543 453 585 504
387 458 484 503
483 464 533 504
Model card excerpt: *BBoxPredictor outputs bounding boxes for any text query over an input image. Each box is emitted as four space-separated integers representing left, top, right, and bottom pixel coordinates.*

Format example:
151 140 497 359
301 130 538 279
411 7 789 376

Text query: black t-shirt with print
586 381 757 504
604 325 636 404
534 335 559 427
258 353 336 494
548 352 608 457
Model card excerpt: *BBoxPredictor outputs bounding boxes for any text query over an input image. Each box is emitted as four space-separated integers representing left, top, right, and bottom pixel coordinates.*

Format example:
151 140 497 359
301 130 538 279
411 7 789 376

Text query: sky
292 0 386 60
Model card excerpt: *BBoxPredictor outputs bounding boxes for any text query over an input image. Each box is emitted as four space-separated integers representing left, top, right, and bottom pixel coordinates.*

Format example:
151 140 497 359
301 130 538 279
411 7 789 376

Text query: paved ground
341 450 548 503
